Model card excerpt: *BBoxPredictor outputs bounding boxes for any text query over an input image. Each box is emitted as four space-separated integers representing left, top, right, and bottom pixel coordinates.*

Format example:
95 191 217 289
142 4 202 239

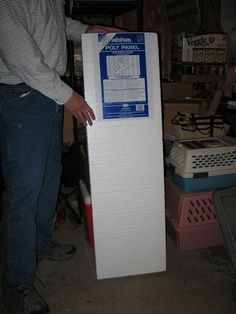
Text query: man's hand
86 25 125 34
64 91 96 126
64 25 124 126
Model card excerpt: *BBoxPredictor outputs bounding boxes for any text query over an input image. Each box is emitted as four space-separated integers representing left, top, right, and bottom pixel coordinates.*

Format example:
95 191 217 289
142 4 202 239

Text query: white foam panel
82 33 166 279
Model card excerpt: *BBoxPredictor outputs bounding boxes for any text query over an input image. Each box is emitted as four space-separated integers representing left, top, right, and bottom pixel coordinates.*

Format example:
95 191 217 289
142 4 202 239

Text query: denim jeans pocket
0 84 33 108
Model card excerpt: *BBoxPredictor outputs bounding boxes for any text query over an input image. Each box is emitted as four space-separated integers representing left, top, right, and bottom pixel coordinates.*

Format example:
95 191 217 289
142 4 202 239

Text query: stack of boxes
171 33 227 82
165 136 236 251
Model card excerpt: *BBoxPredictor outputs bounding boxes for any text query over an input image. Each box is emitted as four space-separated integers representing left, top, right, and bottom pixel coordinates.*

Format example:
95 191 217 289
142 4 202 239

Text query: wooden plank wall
116 0 172 80
63 0 223 142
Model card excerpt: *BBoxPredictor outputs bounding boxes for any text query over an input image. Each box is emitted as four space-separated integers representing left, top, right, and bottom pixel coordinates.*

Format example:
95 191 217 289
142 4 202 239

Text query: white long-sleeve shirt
0 0 88 104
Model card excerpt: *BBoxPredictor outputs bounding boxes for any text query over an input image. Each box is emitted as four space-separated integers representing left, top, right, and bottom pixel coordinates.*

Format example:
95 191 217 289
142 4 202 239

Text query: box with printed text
172 33 227 63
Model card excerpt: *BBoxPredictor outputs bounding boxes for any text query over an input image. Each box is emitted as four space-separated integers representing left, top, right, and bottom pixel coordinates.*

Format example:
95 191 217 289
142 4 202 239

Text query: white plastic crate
166 136 236 175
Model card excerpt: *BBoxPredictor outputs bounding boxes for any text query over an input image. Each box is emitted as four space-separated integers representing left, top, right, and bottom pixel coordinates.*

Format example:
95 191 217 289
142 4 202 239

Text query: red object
79 180 94 248
165 177 224 251
83 202 94 248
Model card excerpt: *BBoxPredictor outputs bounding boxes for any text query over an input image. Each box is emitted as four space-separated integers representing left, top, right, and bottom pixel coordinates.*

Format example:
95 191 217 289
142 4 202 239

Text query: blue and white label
98 33 149 119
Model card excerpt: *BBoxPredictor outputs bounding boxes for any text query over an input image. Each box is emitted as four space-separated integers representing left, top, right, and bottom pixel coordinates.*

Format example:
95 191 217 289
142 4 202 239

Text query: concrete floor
0 188 235 314
33 217 236 314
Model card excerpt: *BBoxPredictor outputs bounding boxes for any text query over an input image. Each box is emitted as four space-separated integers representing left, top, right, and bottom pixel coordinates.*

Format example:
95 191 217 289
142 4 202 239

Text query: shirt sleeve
0 0 73 105
66 17 89 41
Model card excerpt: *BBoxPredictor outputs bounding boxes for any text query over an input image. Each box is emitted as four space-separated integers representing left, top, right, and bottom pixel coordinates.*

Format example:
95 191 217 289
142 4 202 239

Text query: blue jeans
0 83 63 286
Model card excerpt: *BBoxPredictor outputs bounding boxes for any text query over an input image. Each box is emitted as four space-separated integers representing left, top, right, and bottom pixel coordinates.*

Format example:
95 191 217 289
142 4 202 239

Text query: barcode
136 104 144 111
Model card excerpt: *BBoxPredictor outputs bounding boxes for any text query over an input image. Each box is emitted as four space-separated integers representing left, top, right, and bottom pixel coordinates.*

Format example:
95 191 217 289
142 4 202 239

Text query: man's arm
0 0 72 105
64 20 124 125
0 1 95 125
66 17 123 40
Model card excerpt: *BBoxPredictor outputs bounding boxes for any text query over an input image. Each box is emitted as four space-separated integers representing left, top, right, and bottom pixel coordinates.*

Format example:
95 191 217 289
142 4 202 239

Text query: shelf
71 0 138 18
181 74 225 83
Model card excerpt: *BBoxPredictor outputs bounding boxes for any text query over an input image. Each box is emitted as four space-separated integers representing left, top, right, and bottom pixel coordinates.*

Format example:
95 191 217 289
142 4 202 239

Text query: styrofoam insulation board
81 32 166 279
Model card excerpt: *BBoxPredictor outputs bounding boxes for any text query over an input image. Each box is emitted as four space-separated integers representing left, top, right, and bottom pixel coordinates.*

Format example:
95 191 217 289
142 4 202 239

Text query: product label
98 33 149 119
181 33 227 63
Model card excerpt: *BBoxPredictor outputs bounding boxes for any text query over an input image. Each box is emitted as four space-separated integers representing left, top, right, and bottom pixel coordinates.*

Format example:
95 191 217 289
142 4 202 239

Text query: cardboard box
162 82 194 99
172 33 227 63
82 32 166 279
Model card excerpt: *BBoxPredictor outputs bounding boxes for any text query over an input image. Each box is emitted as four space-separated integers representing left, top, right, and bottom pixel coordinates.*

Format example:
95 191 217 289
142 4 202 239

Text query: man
0 0 122 313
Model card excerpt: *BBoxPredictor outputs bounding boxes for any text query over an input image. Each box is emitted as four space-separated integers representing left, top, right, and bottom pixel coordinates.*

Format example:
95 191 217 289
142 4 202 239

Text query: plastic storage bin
166 136 236 175
213 187 236 271
165 177 224 251
169 169 236 192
